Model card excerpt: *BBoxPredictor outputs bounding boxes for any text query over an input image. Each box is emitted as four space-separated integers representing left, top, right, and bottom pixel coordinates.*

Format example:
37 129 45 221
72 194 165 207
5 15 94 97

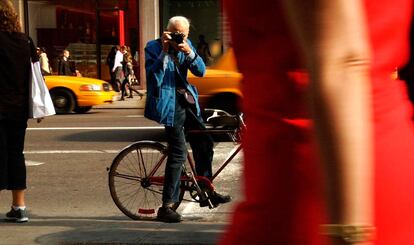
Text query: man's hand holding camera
161 31 172 53
176 42 192 55
162 31 192 55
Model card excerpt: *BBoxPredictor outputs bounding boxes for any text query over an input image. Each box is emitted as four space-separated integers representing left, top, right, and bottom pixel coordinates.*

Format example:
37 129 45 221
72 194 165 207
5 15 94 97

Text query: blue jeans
162 97 214 204
0 111 28 190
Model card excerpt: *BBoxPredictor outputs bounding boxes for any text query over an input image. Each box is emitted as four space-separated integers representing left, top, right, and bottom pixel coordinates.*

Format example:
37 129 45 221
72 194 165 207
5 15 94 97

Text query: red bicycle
107 109 245 220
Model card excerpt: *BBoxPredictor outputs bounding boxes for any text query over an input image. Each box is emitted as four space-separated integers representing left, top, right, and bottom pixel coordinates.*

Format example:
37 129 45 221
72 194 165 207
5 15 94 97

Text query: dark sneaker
211 191 232 204
157 206 182 223
5 207 29 223
200 191 232 207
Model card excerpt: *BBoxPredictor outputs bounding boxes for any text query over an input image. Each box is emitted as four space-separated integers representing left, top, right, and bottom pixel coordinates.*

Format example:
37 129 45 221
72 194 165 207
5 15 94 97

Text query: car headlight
79 84 102 91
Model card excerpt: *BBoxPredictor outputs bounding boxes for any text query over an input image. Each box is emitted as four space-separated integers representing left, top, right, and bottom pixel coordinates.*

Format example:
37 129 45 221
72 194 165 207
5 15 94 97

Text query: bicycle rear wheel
108 141 183 220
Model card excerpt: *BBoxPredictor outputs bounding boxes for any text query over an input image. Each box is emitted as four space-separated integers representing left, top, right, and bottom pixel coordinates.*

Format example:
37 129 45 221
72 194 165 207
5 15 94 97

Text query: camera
170 32 185 44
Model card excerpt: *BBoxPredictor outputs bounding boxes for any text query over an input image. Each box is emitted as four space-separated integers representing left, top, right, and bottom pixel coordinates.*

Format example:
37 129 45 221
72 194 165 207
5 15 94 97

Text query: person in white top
112 46 124 92
36 47 51 75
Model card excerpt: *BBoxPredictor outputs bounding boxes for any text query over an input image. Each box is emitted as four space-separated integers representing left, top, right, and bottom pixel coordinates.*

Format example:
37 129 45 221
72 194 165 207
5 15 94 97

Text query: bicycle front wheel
109 141 182 220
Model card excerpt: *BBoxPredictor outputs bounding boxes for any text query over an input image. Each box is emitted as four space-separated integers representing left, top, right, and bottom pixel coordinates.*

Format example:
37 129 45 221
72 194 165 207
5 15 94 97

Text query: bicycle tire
108 141 184 220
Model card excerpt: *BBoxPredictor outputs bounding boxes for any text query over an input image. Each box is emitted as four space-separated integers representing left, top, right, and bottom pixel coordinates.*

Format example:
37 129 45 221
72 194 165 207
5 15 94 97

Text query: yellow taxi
188 48 243 114
44 76 117 114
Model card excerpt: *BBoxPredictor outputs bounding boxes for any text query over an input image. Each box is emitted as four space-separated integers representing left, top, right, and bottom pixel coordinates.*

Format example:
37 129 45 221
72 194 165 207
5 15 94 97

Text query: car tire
50 88 76 114
207 93 241 115
74 106 92 114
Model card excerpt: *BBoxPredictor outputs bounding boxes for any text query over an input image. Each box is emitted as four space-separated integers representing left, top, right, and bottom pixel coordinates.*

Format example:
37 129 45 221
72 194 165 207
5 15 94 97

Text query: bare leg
130 87 144 100
12 190 25 207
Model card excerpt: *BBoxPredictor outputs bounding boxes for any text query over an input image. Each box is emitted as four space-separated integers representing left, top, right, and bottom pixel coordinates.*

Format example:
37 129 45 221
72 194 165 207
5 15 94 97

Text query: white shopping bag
28 61 56 118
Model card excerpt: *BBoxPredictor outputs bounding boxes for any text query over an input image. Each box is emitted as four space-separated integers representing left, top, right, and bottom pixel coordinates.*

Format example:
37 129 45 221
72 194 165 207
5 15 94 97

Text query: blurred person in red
221 0 414 244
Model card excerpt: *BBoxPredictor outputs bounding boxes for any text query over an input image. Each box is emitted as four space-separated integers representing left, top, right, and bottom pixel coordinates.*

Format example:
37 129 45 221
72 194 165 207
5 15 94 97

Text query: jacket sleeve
145 41 169 88
184 41 206 77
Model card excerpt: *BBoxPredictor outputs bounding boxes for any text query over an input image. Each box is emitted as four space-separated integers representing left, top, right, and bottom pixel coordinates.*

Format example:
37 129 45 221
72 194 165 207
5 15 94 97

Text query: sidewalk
0 218 227 245
94 91 146 109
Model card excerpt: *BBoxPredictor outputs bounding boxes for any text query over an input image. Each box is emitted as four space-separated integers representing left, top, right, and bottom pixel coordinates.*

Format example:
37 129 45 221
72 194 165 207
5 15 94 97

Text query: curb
94 93 146 109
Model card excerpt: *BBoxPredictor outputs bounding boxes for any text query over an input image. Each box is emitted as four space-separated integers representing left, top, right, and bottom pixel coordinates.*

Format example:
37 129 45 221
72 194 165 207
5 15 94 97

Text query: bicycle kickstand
186 171 215 209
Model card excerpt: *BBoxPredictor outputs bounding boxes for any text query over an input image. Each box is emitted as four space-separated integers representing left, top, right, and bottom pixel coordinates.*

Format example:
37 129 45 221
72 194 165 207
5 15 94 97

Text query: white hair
167 16 190 30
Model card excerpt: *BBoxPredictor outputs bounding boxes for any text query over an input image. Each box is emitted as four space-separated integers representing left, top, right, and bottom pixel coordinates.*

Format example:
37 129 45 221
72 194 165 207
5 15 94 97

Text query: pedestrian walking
120 46 143 100
57 49 76 76
36 47 51 75
106 46 117 91
112 45 124 92
196 35 212 65
0 0 37 223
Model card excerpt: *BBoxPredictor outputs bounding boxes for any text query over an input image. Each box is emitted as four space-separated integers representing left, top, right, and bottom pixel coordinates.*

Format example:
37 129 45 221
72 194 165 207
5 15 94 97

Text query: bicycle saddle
206 110 239 129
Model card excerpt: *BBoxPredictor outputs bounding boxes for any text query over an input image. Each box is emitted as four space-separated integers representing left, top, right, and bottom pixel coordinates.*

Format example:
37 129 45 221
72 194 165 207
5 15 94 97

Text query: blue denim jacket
144 39 206 126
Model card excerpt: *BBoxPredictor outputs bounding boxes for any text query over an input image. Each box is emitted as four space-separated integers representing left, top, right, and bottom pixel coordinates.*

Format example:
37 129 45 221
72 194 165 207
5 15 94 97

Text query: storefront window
161 0 222 66
27 0 138 80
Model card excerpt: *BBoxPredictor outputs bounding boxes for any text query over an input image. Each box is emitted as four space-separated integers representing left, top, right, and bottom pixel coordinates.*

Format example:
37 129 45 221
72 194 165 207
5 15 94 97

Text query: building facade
10 0 227 88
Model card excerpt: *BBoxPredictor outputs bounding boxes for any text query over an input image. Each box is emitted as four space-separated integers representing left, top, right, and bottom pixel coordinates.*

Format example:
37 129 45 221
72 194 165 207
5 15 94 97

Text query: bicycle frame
186 126 243 179
145 129 242 189
145 111 245 202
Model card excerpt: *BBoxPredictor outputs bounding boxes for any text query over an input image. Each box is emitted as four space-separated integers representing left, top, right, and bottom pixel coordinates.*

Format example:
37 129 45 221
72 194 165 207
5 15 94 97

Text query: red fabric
221 0 414 244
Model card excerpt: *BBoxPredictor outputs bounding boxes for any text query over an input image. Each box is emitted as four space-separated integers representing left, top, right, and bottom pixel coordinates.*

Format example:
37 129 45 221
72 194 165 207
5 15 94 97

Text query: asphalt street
0 108 244 245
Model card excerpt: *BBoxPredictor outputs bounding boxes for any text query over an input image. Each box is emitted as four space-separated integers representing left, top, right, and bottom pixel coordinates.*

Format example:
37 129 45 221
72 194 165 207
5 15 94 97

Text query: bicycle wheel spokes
109 141 168 220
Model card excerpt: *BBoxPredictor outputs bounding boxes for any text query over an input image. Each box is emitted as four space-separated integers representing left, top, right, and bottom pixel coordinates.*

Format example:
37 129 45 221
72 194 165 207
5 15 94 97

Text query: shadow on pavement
59 129 167 142
59 130 234 143
22 217 226 245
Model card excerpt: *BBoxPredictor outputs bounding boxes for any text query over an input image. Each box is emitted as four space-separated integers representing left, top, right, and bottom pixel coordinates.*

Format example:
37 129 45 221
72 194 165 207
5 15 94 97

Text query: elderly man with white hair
144 16 231 223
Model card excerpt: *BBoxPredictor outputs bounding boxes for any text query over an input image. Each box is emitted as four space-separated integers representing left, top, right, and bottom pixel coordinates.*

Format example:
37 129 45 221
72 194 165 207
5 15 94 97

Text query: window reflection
27 0 136 80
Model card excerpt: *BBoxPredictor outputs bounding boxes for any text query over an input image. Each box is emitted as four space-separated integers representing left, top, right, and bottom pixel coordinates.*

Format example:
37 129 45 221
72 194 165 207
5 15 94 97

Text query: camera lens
171 32 184 44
